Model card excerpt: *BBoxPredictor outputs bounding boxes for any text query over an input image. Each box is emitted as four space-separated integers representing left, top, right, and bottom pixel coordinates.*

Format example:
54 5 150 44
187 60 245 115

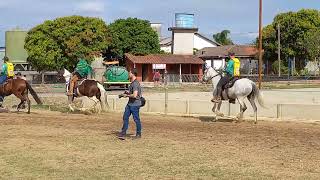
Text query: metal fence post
277 104 282 119
164 72 168 115
186 100 190 114
113 98 116 111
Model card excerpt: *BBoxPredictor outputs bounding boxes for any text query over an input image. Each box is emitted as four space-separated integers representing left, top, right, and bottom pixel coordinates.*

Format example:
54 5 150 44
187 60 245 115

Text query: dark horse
0 78 42 113
63 69 106 112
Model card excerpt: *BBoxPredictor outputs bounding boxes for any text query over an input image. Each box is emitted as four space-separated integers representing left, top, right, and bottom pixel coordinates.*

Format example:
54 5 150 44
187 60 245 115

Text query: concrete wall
172 30 194 55
91 56 105 82
97 98 320 121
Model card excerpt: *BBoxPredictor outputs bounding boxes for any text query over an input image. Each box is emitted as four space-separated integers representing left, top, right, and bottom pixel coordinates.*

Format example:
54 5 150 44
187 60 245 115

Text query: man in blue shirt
118 68 142 140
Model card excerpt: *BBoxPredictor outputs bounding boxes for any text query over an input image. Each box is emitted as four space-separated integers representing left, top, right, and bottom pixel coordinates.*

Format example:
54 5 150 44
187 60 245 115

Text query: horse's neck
211 75 221 90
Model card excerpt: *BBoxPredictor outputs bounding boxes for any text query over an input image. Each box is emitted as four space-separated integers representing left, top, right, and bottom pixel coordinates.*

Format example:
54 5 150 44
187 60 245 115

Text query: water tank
104 66 129 82
175 13 194 28
5 29 28 63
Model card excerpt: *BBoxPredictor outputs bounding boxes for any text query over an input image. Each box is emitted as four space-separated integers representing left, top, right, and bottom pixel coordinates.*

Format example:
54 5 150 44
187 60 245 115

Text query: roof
160 33 221 47
160 37 172 46
194 33 221 46
197 45 260 58
125 53 204 64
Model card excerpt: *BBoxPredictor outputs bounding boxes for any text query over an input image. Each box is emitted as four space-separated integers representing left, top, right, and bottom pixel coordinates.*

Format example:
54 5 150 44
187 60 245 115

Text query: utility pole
278 24 281 77
258 0 263 89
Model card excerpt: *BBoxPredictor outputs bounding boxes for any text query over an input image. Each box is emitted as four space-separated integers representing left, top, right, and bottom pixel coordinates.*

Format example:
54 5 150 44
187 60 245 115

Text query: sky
0 0 320 46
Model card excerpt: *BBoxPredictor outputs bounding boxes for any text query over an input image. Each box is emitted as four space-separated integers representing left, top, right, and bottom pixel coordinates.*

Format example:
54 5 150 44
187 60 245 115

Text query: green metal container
104 66 129 82
5 29 28 63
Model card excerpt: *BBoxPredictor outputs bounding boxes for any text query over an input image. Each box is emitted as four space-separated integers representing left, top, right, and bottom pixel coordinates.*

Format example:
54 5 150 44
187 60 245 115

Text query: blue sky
0 0 319 46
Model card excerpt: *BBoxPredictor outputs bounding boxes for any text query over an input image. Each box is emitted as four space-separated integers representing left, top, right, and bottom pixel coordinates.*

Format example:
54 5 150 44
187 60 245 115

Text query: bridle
203 67 223 82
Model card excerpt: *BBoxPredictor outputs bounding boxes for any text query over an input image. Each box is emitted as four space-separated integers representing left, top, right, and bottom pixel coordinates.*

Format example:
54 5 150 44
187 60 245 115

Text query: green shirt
76 59 92 78
1 63 7 76
226 60 234 76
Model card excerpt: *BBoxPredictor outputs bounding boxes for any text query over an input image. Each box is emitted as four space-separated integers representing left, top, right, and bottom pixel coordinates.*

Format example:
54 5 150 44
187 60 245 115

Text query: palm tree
213 30 234 45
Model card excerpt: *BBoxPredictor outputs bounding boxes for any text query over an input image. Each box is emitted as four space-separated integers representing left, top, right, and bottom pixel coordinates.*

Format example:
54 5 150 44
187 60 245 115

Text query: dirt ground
0 110 319 179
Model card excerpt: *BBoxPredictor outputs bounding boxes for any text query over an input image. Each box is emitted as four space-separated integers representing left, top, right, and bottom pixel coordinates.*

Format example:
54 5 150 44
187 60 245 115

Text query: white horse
202 66 266 123
63 69 107 112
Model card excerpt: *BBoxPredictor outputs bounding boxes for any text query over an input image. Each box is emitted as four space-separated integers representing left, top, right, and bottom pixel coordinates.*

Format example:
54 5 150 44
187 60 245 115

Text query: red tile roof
125 53 204 64
197 45 261 58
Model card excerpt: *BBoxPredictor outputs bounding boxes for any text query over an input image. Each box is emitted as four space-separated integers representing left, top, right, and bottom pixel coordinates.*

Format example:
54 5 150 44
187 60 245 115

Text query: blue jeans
0 75 7 103
121 105 142 135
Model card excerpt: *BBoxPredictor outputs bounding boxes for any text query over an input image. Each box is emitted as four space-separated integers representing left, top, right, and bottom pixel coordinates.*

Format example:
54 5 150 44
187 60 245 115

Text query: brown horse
0 78 42 113
63 69 106 112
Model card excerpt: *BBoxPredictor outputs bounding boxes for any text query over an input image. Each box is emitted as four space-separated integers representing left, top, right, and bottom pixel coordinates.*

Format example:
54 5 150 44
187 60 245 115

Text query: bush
272 60 288 74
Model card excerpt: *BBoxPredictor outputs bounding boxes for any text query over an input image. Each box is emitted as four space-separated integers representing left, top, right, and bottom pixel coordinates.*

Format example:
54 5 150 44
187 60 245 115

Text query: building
125 53 204 82
197 45 260 75
160 33 220 54
5 28 30 71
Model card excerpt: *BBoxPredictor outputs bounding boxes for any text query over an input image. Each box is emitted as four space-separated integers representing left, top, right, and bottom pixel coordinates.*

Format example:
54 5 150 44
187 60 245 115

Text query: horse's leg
68 96 75 112
13 93 26 112
248 96 258 124
236 97 247 121
23 89 31 114
215 101 224 117
91 96 100 112
96 93 103 113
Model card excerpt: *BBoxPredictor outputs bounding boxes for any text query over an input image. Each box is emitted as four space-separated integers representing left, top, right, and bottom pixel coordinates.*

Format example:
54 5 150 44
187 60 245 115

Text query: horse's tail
96 82 108 111
26 82 42 105
251 82 267 108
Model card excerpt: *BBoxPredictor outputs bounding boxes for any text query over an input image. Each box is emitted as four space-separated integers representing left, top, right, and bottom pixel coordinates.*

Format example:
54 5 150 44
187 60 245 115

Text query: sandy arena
0 110 319 179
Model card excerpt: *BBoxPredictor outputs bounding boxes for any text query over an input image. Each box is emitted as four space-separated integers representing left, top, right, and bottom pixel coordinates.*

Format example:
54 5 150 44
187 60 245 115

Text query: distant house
197 45 260 75
125 53 204 82
160 33 221 54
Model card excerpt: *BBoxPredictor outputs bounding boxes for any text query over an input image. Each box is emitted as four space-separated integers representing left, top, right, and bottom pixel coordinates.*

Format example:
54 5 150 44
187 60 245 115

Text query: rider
0 56 15 107
67 58 92 96
212 52 240 103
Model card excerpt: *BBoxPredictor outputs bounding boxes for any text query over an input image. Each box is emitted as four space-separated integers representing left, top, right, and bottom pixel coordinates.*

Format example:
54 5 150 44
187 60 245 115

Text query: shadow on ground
199 116 234 123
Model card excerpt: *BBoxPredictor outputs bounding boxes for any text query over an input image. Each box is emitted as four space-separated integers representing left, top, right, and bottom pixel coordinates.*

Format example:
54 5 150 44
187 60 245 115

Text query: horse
0 78 42 114
63 69 107 112
202 66 266 123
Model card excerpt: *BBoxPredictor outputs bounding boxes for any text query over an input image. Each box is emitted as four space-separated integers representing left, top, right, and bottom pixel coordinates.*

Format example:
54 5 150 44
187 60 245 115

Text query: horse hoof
216 112 224 117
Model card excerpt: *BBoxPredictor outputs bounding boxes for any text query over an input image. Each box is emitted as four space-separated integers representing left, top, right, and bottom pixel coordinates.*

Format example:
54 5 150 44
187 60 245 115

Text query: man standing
118 68 142 140
153 70 161 86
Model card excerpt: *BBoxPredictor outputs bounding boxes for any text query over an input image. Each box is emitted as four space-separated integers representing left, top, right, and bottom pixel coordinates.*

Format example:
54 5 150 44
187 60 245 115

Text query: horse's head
63 69 71 83
202 66 220 83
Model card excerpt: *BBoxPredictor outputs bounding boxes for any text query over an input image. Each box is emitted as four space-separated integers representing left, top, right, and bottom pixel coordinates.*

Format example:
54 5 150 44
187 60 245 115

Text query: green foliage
272 60 288 74
302 29 320 61
108 18 160 60
212 30 233 45
260 9 320 71
25 16 110 72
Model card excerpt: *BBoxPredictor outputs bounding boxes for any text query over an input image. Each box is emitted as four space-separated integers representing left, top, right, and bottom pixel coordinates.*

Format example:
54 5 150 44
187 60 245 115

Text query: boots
211 96 221 103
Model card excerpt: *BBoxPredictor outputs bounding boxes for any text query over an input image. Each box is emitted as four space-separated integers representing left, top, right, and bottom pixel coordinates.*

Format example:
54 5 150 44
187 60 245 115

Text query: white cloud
75 1 105 14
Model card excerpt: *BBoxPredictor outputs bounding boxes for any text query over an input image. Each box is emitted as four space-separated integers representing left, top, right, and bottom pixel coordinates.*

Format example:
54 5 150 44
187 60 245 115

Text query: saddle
223 77 239 89
221 77 240 104
68 79 86 97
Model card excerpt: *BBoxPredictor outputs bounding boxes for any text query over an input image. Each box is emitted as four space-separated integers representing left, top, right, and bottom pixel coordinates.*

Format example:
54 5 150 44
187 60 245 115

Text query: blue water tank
175 13 194 28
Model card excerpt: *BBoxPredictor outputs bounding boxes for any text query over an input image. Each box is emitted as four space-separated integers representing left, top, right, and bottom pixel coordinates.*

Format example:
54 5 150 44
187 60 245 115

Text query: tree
212 30 233 45
302 29 320 61
25 16 110 72
107 18 160 62
260 9 320 71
